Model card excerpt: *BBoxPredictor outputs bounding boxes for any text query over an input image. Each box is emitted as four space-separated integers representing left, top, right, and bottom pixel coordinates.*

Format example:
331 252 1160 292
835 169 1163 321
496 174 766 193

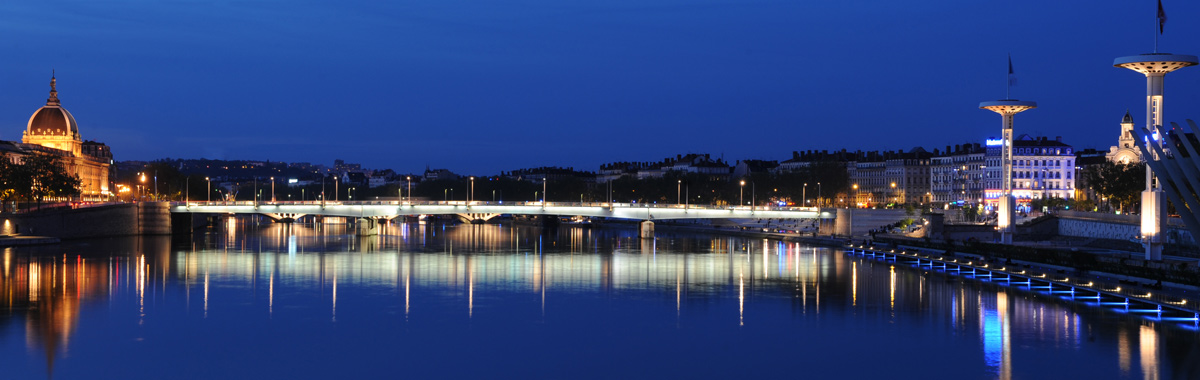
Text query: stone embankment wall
0 202 170 239
1055 210 1195 245
829 208 910 237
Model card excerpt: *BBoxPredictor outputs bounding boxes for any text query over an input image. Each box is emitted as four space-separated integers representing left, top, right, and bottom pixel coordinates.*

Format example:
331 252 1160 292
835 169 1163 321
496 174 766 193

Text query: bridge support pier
639 220 654 239
356 218 379 236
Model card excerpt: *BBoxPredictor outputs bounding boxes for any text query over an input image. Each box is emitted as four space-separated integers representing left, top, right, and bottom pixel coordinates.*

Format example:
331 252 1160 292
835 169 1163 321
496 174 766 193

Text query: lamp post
852 184 858 208
890 182 897 206
803 183 807 207
206 177 211 203
406 176 412 205
139 172 145 201
542 177 547 207
677 180 681 205
817 182 822 207
739 180 745 206
470 176 475 204
270 177 275 203
684 181 689 211
186 176 190 203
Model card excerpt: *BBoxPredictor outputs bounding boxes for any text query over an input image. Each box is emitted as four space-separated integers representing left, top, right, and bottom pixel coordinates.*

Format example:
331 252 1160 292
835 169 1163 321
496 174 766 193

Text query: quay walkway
846 244 1200 324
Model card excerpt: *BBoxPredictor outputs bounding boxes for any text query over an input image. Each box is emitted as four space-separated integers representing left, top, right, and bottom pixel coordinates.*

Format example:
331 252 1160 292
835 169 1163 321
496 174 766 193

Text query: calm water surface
2 219 1199 379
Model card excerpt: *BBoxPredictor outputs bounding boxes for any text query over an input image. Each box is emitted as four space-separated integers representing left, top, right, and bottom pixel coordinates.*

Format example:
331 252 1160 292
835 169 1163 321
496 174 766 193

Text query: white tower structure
1114 53 1197 260
980 100 1036 244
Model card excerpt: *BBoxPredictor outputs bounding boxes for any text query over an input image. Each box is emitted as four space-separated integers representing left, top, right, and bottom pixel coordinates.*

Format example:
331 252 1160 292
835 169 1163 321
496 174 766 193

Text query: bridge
171 201 834 236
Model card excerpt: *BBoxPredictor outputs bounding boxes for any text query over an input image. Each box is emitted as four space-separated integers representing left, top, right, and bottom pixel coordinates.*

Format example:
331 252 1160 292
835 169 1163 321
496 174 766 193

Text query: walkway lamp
677 180 681 205
803 183 807 207
406 176 412 205
542 177 547 207
206 177 211 203
470 176 475 204
270 177 275 203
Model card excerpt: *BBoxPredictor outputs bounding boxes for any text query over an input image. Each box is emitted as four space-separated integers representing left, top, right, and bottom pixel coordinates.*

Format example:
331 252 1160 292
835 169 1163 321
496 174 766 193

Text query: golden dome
25 74 79 137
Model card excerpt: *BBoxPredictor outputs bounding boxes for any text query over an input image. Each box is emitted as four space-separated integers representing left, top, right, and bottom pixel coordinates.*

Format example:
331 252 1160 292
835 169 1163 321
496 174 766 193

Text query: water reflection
0 219 1197 379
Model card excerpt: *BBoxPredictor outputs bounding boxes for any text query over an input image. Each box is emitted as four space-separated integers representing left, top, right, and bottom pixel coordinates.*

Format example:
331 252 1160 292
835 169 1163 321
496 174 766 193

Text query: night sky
2 0 1199 175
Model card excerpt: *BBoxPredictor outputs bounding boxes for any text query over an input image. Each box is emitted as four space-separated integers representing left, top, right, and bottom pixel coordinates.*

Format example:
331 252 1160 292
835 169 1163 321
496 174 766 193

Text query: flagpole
1155 0 1161 53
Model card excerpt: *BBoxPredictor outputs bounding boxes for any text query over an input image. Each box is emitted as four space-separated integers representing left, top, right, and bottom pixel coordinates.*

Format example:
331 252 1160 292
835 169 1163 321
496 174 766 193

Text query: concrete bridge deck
170 201 832 221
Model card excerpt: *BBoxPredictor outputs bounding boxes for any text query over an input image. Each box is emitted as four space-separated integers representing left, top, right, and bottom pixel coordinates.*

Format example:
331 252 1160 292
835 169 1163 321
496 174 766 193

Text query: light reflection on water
0 219 1198 379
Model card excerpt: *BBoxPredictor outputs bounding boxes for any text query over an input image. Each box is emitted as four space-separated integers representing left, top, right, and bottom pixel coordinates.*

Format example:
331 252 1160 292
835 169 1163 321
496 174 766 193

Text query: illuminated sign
985 139 1004 146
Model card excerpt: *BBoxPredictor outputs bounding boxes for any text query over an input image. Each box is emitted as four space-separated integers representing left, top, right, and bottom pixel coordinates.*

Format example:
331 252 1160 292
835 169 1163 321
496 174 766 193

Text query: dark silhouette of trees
0 152 81 210
1084 161 1145 213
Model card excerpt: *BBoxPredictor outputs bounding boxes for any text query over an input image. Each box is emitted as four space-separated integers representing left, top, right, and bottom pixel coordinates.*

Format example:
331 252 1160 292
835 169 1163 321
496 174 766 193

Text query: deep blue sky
2 0 1199 175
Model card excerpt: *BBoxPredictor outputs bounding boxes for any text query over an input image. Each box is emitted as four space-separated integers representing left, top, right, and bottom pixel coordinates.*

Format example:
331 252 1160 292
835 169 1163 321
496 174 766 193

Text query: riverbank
0 235 60 246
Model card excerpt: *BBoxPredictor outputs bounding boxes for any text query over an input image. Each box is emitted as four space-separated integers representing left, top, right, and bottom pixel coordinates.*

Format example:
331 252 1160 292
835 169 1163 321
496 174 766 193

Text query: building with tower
2 74 112 200
1106 111 1141 164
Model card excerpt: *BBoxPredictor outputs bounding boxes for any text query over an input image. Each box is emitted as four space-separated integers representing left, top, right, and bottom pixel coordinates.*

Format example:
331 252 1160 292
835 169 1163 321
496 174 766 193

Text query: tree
1085 161 1144 213
10 152 81 209
0 153 15 211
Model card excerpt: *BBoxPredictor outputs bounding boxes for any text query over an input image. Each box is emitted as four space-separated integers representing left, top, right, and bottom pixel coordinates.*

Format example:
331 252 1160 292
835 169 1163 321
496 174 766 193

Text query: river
1 219 1197 379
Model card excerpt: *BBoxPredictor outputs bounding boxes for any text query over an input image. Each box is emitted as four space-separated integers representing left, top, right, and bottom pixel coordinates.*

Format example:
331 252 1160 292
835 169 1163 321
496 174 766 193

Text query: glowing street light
205 177 211 203
739 180 745 206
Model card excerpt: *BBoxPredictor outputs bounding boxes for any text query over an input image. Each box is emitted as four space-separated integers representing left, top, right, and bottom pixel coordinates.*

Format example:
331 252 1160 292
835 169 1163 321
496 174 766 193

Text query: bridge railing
173 200 820 213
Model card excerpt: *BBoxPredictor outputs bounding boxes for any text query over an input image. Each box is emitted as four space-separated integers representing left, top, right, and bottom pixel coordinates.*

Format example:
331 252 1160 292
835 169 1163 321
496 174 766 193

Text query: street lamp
470 176 475 204
205 177 211 203
852 184 858 208
817 182 822 207
542 177 547 207
677 180 681 205
890 182 897 205
270 177 275 203
405 176 412 205
803 183 807 207
739 180 745 206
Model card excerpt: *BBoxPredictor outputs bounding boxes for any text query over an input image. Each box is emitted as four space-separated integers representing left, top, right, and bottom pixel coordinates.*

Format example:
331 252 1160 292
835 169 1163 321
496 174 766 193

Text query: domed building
5 74 113 200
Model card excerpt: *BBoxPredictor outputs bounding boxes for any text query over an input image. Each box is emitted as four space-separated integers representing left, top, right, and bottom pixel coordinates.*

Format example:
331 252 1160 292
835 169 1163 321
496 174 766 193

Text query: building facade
931 143 986 206
985 135 1075 209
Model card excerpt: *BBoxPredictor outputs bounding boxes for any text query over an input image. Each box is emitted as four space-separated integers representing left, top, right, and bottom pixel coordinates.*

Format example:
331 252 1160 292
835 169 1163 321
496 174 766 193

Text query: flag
1158 0 1167 34
1008 55 1017 86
